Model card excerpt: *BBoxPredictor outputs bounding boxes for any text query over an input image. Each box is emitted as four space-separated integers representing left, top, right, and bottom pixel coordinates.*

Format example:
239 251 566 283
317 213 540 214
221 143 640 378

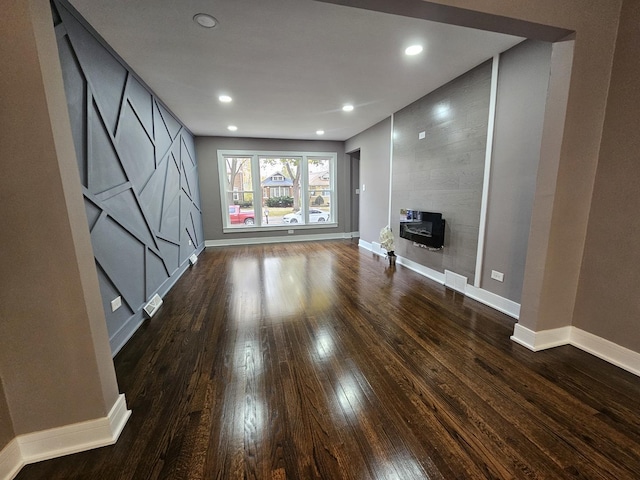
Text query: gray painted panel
84 198 101 231
157 238 180 274
117 102 155 190
145 249 169 298
181 161 193 200
55 0 203 353
182 136 196 167
92 216 145 309
96 263 134 339
126 76 153 138
154 101 173 160
58 2 126 135
180 196 192 264
88 99 128 194
159 102 181 140
161 194 181 242
140 155 169 231
102 188 156 247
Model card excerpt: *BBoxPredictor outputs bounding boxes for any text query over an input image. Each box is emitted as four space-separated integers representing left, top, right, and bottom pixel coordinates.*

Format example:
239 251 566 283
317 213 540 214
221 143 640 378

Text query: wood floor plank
16 241 640 480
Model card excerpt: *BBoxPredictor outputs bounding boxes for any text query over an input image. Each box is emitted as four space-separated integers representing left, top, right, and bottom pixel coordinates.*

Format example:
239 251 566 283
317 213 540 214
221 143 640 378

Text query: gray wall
197 136 347 241
391 61 492 283
54 0 204 353
481 41 552 302
345 117 392 244
573 0 640 353
0 378 13 451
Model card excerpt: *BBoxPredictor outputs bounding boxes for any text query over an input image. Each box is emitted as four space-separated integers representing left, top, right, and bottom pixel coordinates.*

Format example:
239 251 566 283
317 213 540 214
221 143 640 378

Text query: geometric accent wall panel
53 0 204 352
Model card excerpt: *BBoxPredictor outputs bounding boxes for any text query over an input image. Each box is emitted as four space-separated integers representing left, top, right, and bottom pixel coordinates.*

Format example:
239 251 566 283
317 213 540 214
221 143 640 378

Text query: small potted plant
379 225 396 266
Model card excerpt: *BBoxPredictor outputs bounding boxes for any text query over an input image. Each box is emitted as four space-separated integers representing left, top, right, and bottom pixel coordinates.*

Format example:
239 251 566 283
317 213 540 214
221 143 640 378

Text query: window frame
217 149 337 232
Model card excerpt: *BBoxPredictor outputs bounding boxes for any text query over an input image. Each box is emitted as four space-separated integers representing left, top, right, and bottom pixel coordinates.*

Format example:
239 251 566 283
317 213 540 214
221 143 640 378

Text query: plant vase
387 253 396 266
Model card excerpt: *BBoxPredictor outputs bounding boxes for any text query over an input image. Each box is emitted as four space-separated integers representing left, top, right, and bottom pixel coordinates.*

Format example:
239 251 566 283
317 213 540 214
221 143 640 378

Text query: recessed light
219 95 232 103
227 125 238 132
193 13 218 29
342 104 354 112
316 130 325 136
405 45 423 56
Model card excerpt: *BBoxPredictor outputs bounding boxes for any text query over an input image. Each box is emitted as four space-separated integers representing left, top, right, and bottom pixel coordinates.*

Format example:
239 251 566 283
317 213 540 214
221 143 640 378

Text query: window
217 150 337 229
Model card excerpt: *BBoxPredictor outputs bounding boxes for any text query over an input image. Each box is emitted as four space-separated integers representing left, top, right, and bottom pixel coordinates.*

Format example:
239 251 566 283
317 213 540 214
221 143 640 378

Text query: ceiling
68 0 523 141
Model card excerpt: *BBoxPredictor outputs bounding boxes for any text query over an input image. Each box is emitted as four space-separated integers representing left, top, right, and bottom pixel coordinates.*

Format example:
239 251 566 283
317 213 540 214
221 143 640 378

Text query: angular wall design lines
53 0 204 354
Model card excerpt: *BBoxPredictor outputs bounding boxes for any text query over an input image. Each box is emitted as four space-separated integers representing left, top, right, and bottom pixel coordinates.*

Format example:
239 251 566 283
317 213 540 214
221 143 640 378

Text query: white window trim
217 149 337 232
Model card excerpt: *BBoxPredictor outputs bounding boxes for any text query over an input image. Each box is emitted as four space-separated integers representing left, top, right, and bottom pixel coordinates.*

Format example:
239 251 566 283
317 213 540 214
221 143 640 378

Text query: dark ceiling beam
315 0 574 42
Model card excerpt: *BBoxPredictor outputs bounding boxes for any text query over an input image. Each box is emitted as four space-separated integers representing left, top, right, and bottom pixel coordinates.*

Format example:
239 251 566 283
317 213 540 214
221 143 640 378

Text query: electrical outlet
288 229 294 234
419 131 426 140
362 184 366 192
491 270 504 282
111 296 122 312
188 239 192 246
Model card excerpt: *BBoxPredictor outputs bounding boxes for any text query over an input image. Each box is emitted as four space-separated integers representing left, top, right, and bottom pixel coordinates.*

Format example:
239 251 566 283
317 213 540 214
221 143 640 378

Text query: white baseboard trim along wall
511 324 640 377
206 231 355 247
360 240 638 378
0 394 130 480
359 240 519 318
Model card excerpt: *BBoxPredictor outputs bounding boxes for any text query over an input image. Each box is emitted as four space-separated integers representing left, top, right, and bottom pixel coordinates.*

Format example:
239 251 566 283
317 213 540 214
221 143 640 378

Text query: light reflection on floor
228 252 336 324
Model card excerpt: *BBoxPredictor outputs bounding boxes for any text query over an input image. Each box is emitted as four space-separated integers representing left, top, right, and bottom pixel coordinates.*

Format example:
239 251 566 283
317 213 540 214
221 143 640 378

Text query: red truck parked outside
228 205 255 225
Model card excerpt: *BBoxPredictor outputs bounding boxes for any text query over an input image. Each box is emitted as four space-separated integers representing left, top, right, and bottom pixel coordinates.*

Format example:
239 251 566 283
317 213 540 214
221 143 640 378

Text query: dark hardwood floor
18 241 640 479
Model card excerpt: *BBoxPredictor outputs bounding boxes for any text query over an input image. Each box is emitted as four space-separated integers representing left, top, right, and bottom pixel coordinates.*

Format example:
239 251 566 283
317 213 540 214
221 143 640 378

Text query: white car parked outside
282 209 330 224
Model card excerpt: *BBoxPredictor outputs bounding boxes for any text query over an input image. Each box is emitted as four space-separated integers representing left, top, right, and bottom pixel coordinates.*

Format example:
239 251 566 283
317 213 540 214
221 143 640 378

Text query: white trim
475 54 500 288
510 323 571 350
18 394 130 464
0 394 130 480
222 222 338 234
370 241 384 256
466 284 520 319
388 113 394 226
511 324 640 377
0 439 22 480
205 232 352 247
397 256 446 285
358 238 373 251
571 328 640 377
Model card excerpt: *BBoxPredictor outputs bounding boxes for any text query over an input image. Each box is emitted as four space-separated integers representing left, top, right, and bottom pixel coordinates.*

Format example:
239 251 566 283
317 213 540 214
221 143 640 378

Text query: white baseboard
511 324 640 377
570 327 640 377
0 439 21 480
358 238 373 251
466 285 521 319
205 232 351 247
398 256 446 285
0 394 131 480
511 323 571 350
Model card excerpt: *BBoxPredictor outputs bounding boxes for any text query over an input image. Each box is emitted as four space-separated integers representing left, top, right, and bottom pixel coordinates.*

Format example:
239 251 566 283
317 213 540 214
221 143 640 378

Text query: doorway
349 150 360 238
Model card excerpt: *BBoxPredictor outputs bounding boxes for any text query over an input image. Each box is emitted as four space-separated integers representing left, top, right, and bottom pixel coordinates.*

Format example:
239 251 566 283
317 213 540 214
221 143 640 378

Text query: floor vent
143 294 163 318
189 253 198 266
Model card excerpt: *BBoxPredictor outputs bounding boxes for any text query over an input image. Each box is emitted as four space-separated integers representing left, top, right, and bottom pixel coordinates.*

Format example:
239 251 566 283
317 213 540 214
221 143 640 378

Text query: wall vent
189 253 198 266
143 294 163 318
445 270 468 294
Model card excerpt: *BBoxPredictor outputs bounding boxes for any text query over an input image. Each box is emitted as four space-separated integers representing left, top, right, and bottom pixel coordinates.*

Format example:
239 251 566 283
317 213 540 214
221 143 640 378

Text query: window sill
223 222 338 234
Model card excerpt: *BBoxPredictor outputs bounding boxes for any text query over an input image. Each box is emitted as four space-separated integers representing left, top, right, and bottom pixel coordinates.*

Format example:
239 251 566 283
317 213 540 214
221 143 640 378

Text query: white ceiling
68 0 523 141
